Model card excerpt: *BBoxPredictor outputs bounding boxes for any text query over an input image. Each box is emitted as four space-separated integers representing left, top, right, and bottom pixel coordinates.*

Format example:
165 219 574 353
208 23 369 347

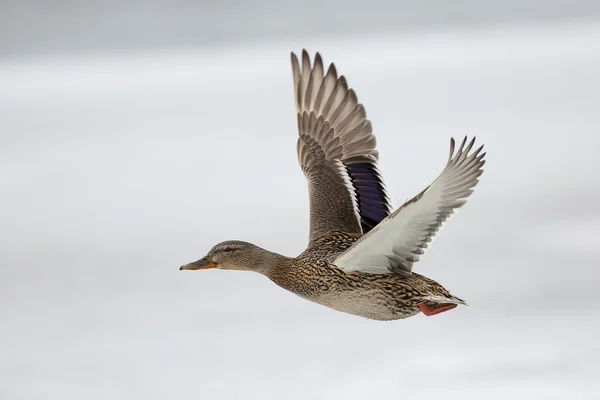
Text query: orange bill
179 257 217 270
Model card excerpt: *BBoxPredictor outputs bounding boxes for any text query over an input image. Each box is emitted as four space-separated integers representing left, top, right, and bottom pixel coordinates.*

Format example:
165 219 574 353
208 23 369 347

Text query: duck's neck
252 248 294 277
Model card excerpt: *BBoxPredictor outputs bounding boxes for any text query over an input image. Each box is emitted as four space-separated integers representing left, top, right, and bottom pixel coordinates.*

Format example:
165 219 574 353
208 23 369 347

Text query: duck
180 50 486 321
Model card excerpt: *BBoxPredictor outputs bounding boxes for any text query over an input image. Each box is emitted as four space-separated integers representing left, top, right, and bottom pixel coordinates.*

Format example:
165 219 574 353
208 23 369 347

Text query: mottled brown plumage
180 50 486 321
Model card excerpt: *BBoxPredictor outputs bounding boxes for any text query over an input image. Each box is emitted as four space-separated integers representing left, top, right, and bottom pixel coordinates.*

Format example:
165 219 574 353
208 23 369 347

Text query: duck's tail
418 294 467 316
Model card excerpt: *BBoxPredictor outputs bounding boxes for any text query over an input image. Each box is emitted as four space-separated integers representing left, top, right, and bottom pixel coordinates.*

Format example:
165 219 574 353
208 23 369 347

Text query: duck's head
180 240 287 274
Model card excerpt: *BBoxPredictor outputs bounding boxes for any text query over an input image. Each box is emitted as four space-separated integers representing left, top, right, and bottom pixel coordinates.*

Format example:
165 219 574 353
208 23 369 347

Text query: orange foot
418 303 458 316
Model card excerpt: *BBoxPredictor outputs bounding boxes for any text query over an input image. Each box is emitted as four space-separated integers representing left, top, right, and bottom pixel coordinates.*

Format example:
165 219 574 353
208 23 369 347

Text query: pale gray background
1 1 600 399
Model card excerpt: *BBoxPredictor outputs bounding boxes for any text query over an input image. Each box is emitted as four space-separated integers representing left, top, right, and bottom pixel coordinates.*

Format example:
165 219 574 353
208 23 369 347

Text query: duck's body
180 50 485 321
270 258 457 321
262 231 464 320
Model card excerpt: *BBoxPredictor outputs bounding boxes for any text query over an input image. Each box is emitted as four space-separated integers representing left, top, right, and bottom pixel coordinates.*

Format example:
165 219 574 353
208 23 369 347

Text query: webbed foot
418 302 457 316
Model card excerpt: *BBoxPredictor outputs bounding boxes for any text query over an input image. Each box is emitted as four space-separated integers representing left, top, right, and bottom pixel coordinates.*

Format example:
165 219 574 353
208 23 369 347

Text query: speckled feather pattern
268 231 463 320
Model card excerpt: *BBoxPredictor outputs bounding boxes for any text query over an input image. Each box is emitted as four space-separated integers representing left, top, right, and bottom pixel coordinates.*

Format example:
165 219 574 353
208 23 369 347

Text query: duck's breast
304 287 420 321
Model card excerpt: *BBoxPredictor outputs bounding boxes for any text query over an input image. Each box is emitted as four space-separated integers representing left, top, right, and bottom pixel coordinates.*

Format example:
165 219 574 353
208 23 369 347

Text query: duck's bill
179 259 217 270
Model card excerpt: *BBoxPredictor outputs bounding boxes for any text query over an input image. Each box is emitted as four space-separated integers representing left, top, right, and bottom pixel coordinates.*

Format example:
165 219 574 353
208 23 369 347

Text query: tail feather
422 294 467 307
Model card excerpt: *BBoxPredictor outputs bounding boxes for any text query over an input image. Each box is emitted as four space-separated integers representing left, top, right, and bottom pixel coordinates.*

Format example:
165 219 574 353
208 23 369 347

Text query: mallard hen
180 50 486 321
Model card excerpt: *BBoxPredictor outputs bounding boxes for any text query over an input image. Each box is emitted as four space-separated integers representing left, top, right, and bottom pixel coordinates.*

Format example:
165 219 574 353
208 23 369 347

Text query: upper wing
291 50 392 243
333 137 485 275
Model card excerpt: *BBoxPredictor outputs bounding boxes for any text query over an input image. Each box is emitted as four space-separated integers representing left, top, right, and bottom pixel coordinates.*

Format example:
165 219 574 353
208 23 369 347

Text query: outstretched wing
291 50 392 243
333 137 485 275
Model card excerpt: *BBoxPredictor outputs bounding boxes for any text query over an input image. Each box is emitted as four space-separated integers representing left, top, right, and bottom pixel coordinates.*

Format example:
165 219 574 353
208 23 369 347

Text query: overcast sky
1 3 600 400
3 0 600 57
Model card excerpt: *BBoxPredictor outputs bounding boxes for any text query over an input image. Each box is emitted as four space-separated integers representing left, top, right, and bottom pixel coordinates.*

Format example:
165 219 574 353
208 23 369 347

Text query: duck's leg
418 302 457 316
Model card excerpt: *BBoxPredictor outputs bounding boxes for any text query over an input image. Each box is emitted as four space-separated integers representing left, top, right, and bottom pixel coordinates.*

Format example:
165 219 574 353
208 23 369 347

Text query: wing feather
291 50 393 241
333 137 486 275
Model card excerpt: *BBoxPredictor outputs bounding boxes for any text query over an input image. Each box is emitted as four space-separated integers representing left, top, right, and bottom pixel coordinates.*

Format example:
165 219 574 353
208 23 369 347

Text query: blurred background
1 1 599 399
